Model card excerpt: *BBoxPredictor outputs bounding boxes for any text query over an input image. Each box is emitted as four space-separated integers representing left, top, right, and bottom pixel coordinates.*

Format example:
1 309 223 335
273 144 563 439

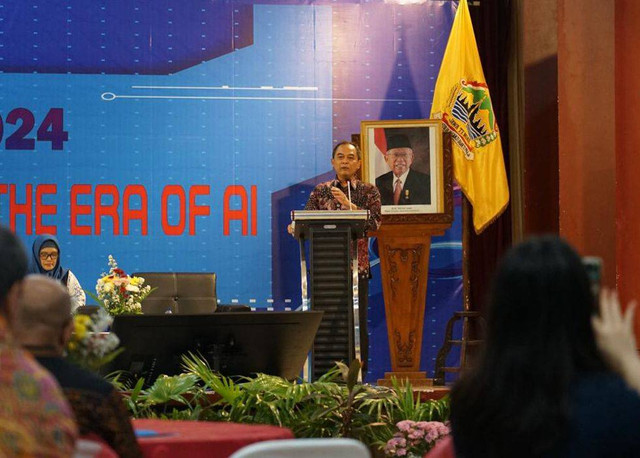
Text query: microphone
329 180 354 210
326 180 339 200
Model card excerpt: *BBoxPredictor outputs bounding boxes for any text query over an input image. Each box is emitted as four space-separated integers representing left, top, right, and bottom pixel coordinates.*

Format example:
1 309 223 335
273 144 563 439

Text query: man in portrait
375 134 431 205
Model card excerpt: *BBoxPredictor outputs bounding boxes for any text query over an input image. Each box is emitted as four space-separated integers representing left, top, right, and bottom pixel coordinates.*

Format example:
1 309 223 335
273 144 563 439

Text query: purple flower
385 436 407 454
425 430 439 442
386 420 450 457
396 420 415 432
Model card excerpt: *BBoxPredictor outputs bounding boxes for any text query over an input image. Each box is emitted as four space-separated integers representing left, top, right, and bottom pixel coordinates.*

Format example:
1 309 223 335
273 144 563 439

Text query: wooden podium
373 223 451 387
363 125 454 387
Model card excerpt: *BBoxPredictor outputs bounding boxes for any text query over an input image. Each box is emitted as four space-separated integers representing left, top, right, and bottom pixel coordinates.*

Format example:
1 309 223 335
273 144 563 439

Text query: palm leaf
142 374 197 406
181 352 241 403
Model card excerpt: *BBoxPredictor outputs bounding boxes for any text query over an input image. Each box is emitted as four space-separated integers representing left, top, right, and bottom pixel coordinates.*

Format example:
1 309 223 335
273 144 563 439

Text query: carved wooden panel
394 329 416 367
386 245 423 301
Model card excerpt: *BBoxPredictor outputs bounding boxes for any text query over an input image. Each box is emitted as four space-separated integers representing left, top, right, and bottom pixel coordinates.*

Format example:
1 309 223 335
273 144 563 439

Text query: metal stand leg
299 238 309 312
351 243 361 382
299 237 312 382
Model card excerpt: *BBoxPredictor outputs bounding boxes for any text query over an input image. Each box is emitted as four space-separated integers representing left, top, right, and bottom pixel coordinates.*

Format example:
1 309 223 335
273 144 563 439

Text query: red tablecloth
133 418 294 458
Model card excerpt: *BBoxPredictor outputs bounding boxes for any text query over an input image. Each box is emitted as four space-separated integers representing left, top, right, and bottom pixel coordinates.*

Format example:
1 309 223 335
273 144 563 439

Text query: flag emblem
442 80 498 160
430 0 509 232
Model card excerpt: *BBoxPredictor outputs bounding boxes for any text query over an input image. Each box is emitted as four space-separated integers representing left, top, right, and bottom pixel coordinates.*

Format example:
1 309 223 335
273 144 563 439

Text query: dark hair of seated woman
449 236 608 457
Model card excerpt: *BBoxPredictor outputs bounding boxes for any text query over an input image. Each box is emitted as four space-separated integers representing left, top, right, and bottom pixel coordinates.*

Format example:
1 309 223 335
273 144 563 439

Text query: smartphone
582 256 603 302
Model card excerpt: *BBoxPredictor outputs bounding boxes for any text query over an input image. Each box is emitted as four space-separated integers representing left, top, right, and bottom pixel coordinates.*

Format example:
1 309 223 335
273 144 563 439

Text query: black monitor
105 311 323 385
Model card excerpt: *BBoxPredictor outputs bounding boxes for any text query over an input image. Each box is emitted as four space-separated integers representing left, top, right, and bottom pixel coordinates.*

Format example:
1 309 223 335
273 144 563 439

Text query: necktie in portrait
393 179 402 205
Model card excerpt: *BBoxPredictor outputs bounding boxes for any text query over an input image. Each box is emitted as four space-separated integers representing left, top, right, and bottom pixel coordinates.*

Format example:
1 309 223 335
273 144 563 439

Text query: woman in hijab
29 234 85 311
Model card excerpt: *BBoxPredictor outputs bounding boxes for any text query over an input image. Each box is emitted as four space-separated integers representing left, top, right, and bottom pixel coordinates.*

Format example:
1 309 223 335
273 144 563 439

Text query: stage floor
414 385 451 401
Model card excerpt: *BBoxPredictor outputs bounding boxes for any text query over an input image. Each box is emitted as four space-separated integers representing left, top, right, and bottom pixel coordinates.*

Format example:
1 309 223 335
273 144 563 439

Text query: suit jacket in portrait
375 168 431 205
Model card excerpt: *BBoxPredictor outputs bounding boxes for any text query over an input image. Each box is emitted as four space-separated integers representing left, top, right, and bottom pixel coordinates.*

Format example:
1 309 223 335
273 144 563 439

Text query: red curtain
468 0 513 313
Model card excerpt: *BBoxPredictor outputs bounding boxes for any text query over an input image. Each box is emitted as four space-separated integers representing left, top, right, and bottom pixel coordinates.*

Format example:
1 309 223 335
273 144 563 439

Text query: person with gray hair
14 275 141 458
375 134 431 206
0 225 77 456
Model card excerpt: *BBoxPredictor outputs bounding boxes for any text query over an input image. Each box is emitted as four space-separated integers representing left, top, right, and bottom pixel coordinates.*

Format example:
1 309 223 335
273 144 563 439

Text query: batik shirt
304 176 382 275
0 317 77 456
37 356 142 458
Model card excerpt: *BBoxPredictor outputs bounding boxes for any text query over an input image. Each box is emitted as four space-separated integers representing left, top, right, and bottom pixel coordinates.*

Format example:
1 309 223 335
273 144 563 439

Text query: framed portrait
360 119 452 223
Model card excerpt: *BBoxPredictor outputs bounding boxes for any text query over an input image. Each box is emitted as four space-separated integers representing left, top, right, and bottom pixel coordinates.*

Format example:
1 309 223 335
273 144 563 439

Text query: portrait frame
360 119 453 225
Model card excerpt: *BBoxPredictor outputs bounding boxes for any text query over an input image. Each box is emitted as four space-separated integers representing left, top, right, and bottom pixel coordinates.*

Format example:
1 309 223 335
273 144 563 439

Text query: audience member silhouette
449 236 640 457
0 225 77 456
14 275 142 458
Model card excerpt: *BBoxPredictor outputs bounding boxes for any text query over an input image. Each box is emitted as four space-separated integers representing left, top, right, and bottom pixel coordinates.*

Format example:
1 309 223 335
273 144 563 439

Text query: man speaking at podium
290 141 381 377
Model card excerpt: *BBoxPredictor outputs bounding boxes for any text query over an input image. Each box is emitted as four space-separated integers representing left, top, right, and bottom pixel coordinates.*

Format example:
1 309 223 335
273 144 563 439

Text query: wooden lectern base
377 371 434 387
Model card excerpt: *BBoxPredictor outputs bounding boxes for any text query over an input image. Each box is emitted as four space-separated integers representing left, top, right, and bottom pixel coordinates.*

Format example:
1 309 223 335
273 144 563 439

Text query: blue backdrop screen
1 0 461 382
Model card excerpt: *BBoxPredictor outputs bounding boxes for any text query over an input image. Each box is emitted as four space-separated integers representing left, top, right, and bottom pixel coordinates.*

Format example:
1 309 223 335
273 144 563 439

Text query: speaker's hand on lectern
592 288 640 394
287 223 295 236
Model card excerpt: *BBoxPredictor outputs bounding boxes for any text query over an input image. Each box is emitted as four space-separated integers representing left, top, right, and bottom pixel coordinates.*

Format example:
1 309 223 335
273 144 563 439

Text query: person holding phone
449 236 640 457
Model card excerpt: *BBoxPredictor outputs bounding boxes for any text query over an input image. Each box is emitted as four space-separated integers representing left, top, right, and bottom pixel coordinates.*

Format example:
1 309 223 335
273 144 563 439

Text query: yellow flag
430 0 509 233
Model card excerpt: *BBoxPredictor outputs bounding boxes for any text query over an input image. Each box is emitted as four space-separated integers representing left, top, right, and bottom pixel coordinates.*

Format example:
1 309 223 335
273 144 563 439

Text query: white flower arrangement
67 307 122 371
94 255 153 315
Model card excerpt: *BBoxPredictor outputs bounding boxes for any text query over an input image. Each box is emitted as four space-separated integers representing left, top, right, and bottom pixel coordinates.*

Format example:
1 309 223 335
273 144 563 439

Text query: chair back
135 272 217 314
229 438 371 458
141 298 176 315
175 298 217 314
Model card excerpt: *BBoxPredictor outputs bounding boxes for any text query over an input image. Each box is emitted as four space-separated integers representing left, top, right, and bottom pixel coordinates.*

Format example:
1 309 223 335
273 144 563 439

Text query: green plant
119 353 450 454
363 378 449 449
120 373 203 419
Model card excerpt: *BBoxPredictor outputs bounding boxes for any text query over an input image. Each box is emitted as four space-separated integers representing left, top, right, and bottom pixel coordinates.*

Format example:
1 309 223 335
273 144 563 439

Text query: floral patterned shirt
37 357 142 458
0 317 78 456
304 176 382 275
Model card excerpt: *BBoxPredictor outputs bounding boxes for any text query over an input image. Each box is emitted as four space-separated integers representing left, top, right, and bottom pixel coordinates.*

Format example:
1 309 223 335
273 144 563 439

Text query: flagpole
462 195 472 312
